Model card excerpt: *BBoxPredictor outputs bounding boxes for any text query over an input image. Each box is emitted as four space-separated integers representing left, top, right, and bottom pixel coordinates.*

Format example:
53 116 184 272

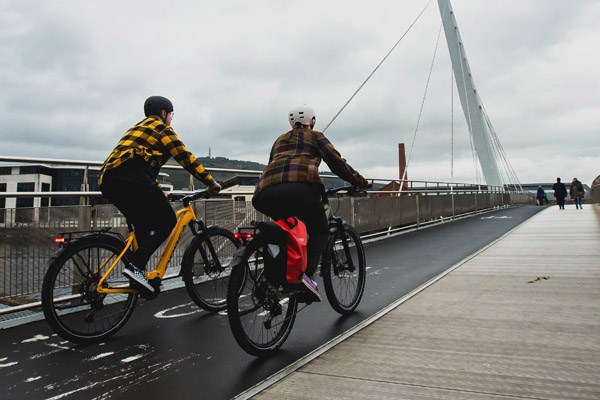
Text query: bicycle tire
227 247 298 357
41 234 138 343
182 227 239 312
322 224 366 314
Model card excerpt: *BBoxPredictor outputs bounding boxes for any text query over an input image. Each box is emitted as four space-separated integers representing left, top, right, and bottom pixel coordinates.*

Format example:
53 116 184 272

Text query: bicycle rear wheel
227 247 298 357
322 224 366 314
41 235 138 343
182 228 239 312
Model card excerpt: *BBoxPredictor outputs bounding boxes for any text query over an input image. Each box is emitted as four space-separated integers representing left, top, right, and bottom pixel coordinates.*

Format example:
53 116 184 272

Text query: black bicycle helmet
144 96 174 117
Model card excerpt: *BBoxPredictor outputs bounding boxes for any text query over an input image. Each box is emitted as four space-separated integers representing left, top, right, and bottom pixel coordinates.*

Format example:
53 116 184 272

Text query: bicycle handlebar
325 184 371 197
168 184 370 205
167 189 210 206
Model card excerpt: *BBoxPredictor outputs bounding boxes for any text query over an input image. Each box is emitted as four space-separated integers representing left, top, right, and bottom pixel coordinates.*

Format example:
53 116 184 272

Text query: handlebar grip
167 193 184 202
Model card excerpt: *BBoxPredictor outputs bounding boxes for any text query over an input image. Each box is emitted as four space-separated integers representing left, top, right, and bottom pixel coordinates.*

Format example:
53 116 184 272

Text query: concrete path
248 204 600 399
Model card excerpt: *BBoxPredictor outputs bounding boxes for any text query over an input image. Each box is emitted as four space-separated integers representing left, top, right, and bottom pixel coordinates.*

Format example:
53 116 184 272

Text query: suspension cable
403 17 443 181
482 106 522 190
322 0 433 132
451 66 454 183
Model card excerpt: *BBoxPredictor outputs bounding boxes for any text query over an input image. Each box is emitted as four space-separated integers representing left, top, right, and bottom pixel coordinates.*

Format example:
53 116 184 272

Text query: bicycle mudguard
227 244 255 269
228 229 267 269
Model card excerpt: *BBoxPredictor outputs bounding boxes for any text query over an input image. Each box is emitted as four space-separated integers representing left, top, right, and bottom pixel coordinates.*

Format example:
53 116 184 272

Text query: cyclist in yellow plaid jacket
99 96 221 295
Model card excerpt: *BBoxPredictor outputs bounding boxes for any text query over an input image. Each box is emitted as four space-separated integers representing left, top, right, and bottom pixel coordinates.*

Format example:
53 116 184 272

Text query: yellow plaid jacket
254 127 367 195
98 117 214 186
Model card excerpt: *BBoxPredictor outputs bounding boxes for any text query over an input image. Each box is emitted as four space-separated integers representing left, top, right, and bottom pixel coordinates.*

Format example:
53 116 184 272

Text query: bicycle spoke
227 247 298 356
323 225 366 314
42 235 138 343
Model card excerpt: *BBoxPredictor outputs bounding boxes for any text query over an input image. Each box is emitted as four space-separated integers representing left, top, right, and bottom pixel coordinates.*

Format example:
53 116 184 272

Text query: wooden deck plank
254 205 600 399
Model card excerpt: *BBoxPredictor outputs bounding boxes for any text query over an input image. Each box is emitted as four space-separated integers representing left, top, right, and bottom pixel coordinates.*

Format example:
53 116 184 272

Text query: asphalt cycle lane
0 205 545 400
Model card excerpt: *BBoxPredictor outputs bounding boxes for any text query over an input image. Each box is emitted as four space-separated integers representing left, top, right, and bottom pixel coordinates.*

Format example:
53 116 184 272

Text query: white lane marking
121 354 145 363
87 352 114 361
21 334 50 343
154 302 203 318
0 360 18 368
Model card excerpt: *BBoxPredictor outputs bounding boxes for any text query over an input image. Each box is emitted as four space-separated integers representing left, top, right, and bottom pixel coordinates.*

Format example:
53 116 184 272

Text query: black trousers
100 173 176 270
252 183 328 277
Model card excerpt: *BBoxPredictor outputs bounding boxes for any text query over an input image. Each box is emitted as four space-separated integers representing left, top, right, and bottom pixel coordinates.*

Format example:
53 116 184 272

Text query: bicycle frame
95 196 202 294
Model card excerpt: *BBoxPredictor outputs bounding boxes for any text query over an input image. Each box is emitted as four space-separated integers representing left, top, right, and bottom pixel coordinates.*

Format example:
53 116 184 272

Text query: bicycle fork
320 217 356 277
189 219 226 275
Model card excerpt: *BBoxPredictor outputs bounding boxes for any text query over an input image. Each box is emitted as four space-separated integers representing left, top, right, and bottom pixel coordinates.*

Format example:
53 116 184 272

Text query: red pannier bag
258 217 308 285
274 217 308 284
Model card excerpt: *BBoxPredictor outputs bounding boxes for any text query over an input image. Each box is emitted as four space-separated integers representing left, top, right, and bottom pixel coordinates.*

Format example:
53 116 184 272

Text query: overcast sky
1 0 598 186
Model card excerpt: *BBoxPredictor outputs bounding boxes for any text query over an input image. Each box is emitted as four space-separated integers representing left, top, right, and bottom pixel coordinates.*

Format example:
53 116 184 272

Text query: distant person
552 177 567 210
252 103 370 302
99 96 221 295
536 186 547 206
569 177 584 209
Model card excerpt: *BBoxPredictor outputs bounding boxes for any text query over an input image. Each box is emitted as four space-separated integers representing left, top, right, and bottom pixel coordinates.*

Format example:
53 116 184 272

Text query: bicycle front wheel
323 224 366 314
227 247 298 357
41 235 138 343
182 228 239 312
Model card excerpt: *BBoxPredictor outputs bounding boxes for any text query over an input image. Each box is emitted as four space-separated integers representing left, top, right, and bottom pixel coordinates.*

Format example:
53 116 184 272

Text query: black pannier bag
257 221 288 285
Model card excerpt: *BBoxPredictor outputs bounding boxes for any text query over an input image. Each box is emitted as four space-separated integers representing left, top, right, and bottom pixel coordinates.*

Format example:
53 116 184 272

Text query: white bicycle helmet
288 103 316 127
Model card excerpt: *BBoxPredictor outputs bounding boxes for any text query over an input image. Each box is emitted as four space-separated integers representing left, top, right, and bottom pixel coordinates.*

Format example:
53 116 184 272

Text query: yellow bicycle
41 190 239 343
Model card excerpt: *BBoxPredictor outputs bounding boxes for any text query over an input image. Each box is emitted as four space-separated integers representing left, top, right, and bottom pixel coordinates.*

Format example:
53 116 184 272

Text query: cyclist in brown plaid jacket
252 103 369 301
99 96 221 294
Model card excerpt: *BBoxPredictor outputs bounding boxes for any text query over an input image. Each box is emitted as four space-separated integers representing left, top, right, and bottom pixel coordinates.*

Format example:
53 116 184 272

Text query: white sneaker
123 265 155 294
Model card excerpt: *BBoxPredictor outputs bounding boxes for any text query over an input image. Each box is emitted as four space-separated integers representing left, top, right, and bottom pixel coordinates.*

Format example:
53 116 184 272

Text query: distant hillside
195 156 266 172
163 156 356 191
164 156 266 190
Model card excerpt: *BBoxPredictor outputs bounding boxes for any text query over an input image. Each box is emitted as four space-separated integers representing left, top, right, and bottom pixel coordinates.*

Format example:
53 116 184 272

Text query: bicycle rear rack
54 227 126 247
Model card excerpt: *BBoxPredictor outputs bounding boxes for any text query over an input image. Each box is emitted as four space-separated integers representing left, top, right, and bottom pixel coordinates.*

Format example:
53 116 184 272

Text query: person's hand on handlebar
358 180 372 192
207 182 222 196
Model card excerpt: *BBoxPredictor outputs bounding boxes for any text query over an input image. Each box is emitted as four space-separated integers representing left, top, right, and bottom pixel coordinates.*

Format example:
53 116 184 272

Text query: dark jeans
252 183 328 277
100 172 176 270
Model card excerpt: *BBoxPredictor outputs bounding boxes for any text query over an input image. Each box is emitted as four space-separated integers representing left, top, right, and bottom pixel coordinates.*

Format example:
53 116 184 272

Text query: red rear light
234 232 253 239
55 237 66 244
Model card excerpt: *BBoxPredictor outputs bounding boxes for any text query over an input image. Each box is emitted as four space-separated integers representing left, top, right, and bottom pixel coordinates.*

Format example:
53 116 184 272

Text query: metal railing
0 156 535 316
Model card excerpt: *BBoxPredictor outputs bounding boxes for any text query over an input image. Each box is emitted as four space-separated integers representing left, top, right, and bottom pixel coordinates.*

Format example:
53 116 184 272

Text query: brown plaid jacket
98 116 214 186
254 127 367 195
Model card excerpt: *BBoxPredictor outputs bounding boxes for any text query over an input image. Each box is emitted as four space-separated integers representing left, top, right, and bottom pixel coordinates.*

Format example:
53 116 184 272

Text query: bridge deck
252 205 600 399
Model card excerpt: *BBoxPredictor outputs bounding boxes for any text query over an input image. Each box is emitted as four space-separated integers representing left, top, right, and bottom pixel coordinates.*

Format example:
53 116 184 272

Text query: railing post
350 196 356 228
451 184 455 219
80 166 89 207
78 206 92 230
416 195 420 228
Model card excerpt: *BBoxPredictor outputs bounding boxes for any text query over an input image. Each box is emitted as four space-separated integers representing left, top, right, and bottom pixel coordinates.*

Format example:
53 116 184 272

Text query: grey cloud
1 0 599 186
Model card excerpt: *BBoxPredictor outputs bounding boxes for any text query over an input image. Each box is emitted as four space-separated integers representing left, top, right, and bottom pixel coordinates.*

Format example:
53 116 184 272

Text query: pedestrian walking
569 178 584 209
552 177 567 210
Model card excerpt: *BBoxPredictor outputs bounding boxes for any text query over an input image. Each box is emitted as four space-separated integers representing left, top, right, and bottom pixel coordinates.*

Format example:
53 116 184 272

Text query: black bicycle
42 190 239 343
226 186 367 356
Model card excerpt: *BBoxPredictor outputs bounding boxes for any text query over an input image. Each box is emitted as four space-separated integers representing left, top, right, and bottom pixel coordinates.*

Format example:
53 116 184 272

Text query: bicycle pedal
131 281 159 300
149 278 162 291
296 292 315 304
